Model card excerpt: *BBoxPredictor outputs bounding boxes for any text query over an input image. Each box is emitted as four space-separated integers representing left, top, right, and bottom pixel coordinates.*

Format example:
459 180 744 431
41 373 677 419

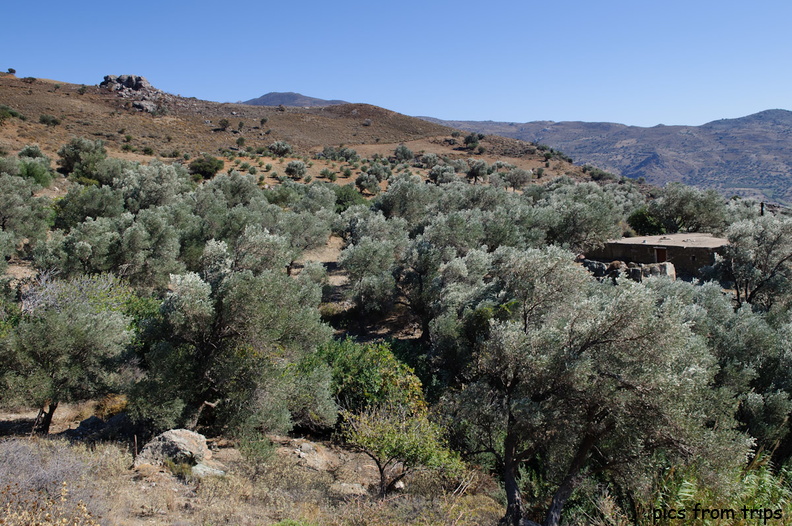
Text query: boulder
134 429 211 468
644 262 676 281
191 463 225 478
132 100 158 113
581 259 608 278
100 74 152 91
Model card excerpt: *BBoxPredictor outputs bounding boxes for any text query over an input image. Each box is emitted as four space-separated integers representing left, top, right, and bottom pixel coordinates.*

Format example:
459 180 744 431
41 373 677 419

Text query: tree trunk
500 428 525 526
500 459 525 526
33 400 58 435
543 473 579 526
542 433 596 526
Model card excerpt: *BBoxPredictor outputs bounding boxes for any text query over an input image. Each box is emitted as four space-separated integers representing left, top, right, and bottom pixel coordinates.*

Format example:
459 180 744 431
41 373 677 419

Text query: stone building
586 233 728 277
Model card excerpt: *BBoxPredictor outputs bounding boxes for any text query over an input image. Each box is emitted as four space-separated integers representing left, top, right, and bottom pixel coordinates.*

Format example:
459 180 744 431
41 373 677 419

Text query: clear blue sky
4 0 792 127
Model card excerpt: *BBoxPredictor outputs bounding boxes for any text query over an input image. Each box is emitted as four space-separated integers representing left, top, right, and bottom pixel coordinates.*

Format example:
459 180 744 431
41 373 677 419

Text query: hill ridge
421 109 792 204
241 91 349 107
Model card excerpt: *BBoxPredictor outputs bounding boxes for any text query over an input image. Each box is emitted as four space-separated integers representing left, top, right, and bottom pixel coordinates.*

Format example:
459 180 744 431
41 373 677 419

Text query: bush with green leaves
330 183 366 212
464 132 484 150
316 338 426 413
0 104 24 125
627 205 665 235
649 182 727 234
393 144 414 162
54 185 125 231
318 146 359 162
341 405 462 496
355 172 380 195
269 141 293 157
428 164 458 185
39 114 60 127
285 160 307 180
57 137 107 181
18 157 54 187
3 274 133 434
129 260 334 433
189 155 224 180
0 174 52 252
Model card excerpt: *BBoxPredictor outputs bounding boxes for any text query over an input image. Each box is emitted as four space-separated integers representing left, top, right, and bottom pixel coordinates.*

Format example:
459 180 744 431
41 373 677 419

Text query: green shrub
39 114 60 126
394 144 414 162
19 157 53 187
269 141 293 156
189 155 224 179
0 105 25 125
285 160 307 180
18 144 47 159
57 137 107 178
316 338 426 413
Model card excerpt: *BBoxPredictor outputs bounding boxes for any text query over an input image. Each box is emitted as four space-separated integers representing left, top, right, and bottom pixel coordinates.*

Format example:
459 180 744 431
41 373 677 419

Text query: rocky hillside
0 73 589 185
242 91 349 107
423 109 792 204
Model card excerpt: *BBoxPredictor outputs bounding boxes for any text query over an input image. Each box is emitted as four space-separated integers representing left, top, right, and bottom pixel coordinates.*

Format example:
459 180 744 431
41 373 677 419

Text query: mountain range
420 110 792 204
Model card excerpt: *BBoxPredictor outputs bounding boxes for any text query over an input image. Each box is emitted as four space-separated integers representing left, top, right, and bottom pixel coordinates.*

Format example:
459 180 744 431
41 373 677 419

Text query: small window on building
655 247 667 263
691 255 696 262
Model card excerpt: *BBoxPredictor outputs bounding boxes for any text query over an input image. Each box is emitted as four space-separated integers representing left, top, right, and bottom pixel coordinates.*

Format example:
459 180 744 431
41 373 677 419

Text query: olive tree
56 137 107 180
649 182 727 234
0 174 52 252
285 160 307 180
129 251 334 432
446 248 747 526
714 214 792 311
4 274 132 434
503 168 532 192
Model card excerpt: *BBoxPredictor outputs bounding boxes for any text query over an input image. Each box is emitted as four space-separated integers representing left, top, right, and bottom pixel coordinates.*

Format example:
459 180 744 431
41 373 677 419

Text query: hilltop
242 91 349 107
423 109 792 204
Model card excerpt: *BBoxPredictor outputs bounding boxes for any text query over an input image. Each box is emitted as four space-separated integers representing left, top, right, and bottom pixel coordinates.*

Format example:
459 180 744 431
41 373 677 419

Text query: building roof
609 233 728 249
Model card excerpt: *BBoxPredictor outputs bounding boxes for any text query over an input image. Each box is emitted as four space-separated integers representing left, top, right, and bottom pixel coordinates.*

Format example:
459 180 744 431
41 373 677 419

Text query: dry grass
0 434 503 526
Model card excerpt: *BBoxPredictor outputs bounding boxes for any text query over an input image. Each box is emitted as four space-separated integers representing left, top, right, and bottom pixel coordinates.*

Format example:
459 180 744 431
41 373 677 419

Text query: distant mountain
242 92 348 107
421 109 792 204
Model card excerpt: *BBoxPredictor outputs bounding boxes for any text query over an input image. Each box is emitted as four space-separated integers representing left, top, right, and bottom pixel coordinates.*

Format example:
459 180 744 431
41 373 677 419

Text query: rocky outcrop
134 429 211 467
100 75 152 91
134 429 226 477
132 100 158 113
100 74 163 113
